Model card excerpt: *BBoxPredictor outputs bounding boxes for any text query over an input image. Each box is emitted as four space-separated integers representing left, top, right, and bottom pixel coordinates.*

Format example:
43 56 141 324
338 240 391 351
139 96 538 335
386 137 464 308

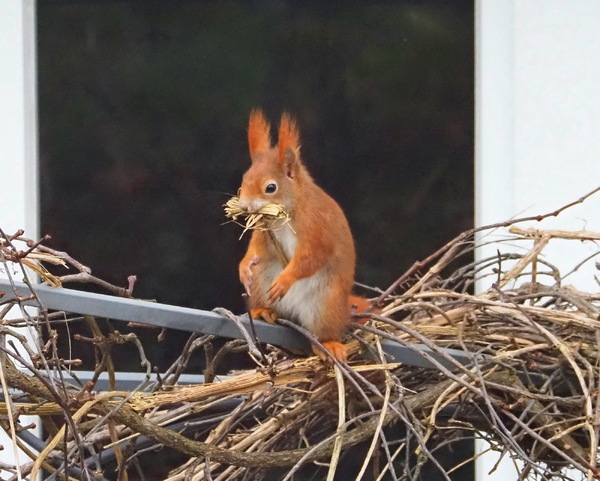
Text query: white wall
476 1 600 479
0 0 39 477
477 0 600 292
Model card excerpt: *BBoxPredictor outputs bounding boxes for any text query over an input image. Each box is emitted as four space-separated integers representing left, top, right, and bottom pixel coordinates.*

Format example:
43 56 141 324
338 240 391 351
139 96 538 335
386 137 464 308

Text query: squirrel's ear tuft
248 109 272 157
278 112 301 169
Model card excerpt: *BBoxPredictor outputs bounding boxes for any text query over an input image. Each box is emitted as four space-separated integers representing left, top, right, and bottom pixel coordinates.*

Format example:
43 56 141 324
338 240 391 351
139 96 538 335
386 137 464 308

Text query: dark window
37 1 473 476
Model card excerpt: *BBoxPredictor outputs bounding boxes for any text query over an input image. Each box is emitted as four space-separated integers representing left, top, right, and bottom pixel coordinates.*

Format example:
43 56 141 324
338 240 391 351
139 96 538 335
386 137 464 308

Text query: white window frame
0 0 38 238
0 0 40 476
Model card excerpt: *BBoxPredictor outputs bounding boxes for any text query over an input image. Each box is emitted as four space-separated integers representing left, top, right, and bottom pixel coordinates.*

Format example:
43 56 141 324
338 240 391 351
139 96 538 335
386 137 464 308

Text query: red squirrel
237 109 371 363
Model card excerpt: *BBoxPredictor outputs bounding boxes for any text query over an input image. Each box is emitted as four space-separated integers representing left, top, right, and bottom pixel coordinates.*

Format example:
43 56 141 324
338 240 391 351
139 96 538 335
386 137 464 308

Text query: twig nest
224 196 291 238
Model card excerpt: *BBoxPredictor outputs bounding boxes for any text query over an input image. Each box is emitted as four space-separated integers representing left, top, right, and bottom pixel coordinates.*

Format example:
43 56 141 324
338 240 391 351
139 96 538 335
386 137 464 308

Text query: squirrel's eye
265 183 277 194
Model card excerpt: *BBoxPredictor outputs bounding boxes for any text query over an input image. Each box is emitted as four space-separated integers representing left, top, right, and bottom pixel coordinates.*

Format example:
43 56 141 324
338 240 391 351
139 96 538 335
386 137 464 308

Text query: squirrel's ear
248 109 271 158
278 112 301 176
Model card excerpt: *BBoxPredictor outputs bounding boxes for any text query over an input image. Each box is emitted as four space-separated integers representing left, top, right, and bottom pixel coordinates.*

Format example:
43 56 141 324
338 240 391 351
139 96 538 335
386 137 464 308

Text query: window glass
38 0 473 368
37 2 473 479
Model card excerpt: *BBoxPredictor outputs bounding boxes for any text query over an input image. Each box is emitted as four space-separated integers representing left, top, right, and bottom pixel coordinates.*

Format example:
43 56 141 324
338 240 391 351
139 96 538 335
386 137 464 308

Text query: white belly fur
274 270 328 333
272 223 297 261
264 224 328 332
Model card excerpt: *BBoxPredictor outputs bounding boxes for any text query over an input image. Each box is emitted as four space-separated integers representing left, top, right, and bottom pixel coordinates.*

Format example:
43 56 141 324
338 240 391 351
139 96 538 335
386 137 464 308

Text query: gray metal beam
0 279 310 351
0 279 472 369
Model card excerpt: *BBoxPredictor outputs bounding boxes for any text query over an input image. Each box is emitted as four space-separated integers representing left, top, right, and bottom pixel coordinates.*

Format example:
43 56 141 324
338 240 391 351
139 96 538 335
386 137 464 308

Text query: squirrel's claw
251 308 278 324
266 274 293 304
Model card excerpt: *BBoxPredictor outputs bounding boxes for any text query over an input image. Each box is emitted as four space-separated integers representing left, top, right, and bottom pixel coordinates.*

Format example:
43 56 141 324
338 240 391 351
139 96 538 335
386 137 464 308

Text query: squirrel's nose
238 198 265 214
238 197 251 213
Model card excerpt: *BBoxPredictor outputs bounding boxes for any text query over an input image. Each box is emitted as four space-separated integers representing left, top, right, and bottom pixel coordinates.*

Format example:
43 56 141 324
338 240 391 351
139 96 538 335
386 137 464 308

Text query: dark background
38 0 473 369
37 0 473 374
37 1 474 479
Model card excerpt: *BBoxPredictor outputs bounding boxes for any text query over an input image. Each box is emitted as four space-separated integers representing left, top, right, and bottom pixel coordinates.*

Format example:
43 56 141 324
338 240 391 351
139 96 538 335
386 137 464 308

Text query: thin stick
326 365 346 481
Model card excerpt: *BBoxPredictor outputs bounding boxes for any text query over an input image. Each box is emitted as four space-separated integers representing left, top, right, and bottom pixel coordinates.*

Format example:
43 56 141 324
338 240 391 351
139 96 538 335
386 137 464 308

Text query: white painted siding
476 1 600 479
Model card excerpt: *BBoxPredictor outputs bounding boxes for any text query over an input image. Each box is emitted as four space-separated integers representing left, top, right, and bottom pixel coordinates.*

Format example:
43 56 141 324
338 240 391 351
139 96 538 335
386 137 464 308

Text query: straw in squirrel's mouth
224 196 291 238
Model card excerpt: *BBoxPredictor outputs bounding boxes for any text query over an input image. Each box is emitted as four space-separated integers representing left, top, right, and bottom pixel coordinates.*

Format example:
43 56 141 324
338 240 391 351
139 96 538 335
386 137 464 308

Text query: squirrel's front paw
267 274 294 304
240 255 260 293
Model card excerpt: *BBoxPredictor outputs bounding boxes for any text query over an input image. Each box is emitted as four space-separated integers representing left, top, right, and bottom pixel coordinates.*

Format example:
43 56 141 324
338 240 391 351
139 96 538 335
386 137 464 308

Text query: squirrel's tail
349 295 379 324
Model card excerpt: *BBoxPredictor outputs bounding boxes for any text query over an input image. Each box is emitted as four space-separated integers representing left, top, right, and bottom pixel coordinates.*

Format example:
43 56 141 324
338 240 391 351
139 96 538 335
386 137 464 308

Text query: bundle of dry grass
1 190 600 480
223 196 291 238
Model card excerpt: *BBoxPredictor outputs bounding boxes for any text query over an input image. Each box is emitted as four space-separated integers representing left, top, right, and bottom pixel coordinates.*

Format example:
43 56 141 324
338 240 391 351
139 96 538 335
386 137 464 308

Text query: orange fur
349 295 378 324
278 112 301 166
238 109 357 363
247 109 272 156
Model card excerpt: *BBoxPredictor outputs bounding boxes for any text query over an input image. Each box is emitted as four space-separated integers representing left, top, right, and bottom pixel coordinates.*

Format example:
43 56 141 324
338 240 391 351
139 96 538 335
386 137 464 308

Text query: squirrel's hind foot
250 308 278 324
313 341 348 363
